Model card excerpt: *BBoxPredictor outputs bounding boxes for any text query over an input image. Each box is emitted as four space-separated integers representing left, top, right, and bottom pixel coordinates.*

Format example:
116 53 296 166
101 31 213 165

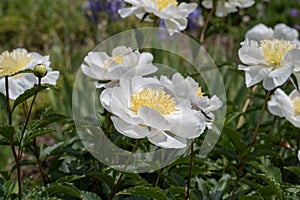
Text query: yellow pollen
130 88 177 115
0 49 32 76
293 97 300 115
103 56 123 69
260 39 296 68
197 87 205 97
152 0 178 11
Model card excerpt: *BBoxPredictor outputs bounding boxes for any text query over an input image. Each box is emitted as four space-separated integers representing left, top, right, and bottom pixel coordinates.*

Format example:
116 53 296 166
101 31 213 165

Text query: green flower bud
34 64 47 78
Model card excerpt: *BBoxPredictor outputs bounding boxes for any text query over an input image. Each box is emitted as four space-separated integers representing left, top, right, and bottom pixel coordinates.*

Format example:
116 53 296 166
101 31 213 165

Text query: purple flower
290 8 300 17
187 8 203 30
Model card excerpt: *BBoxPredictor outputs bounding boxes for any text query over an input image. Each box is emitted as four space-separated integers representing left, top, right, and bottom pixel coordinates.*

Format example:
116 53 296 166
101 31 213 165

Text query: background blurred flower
0 48 59 100
82 0 125 23
268 88 300 128
238 23 300 90
290 8 300 18
202 0 255 17
118 0 197 35
81 46 157 88
100 75 207 149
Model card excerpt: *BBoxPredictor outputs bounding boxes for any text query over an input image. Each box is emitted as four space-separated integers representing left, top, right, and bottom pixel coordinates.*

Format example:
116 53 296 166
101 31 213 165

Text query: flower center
293 97 300 115
260 39 296 68
130 88 177 115
197 87 205 97
152 0 178 11
0 49 32 76
103 56 123 68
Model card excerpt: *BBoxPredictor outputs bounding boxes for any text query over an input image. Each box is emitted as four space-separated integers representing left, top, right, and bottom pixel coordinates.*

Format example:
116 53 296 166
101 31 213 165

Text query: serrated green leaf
12 85 48 111
80 191 102 200
256 173 283 200
238 195 261 200
8 69 33 77
0 124 15 142
117 186 168 200
46 184 81 198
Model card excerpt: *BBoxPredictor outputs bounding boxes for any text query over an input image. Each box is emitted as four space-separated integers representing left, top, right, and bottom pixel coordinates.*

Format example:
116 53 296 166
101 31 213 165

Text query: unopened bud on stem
34 64 47 78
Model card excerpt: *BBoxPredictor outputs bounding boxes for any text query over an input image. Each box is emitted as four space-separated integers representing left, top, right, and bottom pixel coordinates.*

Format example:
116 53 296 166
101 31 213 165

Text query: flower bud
34 64 47 78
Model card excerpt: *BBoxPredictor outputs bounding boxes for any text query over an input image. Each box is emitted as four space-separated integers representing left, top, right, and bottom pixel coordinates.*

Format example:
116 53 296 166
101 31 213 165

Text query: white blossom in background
100 75 208 149
238 23 300 90
0 48 59 100
81 46 157 88
118 0 197 35
268 88 300 128
202 0 255 17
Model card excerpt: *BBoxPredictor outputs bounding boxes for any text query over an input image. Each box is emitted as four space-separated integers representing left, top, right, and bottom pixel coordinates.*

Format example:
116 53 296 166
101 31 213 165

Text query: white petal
178 3 197 14
118 7 144 18
202 0 212 9
137 107 171 131
164 18 187 35
41 71 59 85
263 66 293 90
239 65 271 87
274 23 299 41
111 116 151 139
282 49 300 71
100 88 113 112
238 40 265 65
147 131 187 149
245 23 274 41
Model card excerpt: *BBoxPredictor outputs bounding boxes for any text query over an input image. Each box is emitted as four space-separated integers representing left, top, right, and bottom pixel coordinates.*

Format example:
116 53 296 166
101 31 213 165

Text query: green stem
33 138 48 185
185 140 194 200
109 140 140 200
231 90 271 199
199 1 216 44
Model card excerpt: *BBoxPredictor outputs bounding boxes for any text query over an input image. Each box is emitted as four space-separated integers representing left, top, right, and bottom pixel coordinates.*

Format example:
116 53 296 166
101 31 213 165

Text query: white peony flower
118 0 197 35
81 46 157 88
0 48 59 100
268 88 300 128
100 75 207 149
202 0 255 17
238 23 300 90
161 72 223 128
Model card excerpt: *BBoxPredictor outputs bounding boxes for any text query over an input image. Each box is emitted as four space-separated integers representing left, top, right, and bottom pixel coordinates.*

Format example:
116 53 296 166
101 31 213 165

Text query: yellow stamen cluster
103 56 123 69
260 39 296 68
152 0 178 11
0 49 32 76
293 97 300 115
197 87 205 97
130 88 177 115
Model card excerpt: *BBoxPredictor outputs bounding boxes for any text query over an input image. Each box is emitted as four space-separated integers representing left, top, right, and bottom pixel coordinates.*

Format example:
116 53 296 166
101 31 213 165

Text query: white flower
0 48 59 100
161 72 223 128
81 46 157 88
202 0 255 17
298 150 300 161
118 0 197 35
268 88 300 128
238 24 300 90
245 23 300 44
100 75 207 149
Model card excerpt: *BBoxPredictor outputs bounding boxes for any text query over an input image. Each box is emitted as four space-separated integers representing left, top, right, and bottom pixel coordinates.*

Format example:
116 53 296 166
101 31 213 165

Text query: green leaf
8 69 33 77
54 175 85 184
256 173 283 200
0 124 15 142
117 186 168 200
284 166 300 178
23 128 54 147
46 184 81 198
0 93 7 125
223 126 247 154
80 191 102 200
12 85 48 111
87 172 114 190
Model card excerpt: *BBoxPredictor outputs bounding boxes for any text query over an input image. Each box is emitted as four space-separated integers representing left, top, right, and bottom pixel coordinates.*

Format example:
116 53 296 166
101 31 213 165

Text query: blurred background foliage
0 0 300 199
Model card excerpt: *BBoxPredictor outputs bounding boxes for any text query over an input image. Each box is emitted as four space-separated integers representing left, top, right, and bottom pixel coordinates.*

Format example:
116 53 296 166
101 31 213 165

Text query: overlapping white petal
81 46 157 88
0 49 59 100
202 0 255 17
99 75 210 149
238 23 300 90
118 0 197 35
268 88 300 128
